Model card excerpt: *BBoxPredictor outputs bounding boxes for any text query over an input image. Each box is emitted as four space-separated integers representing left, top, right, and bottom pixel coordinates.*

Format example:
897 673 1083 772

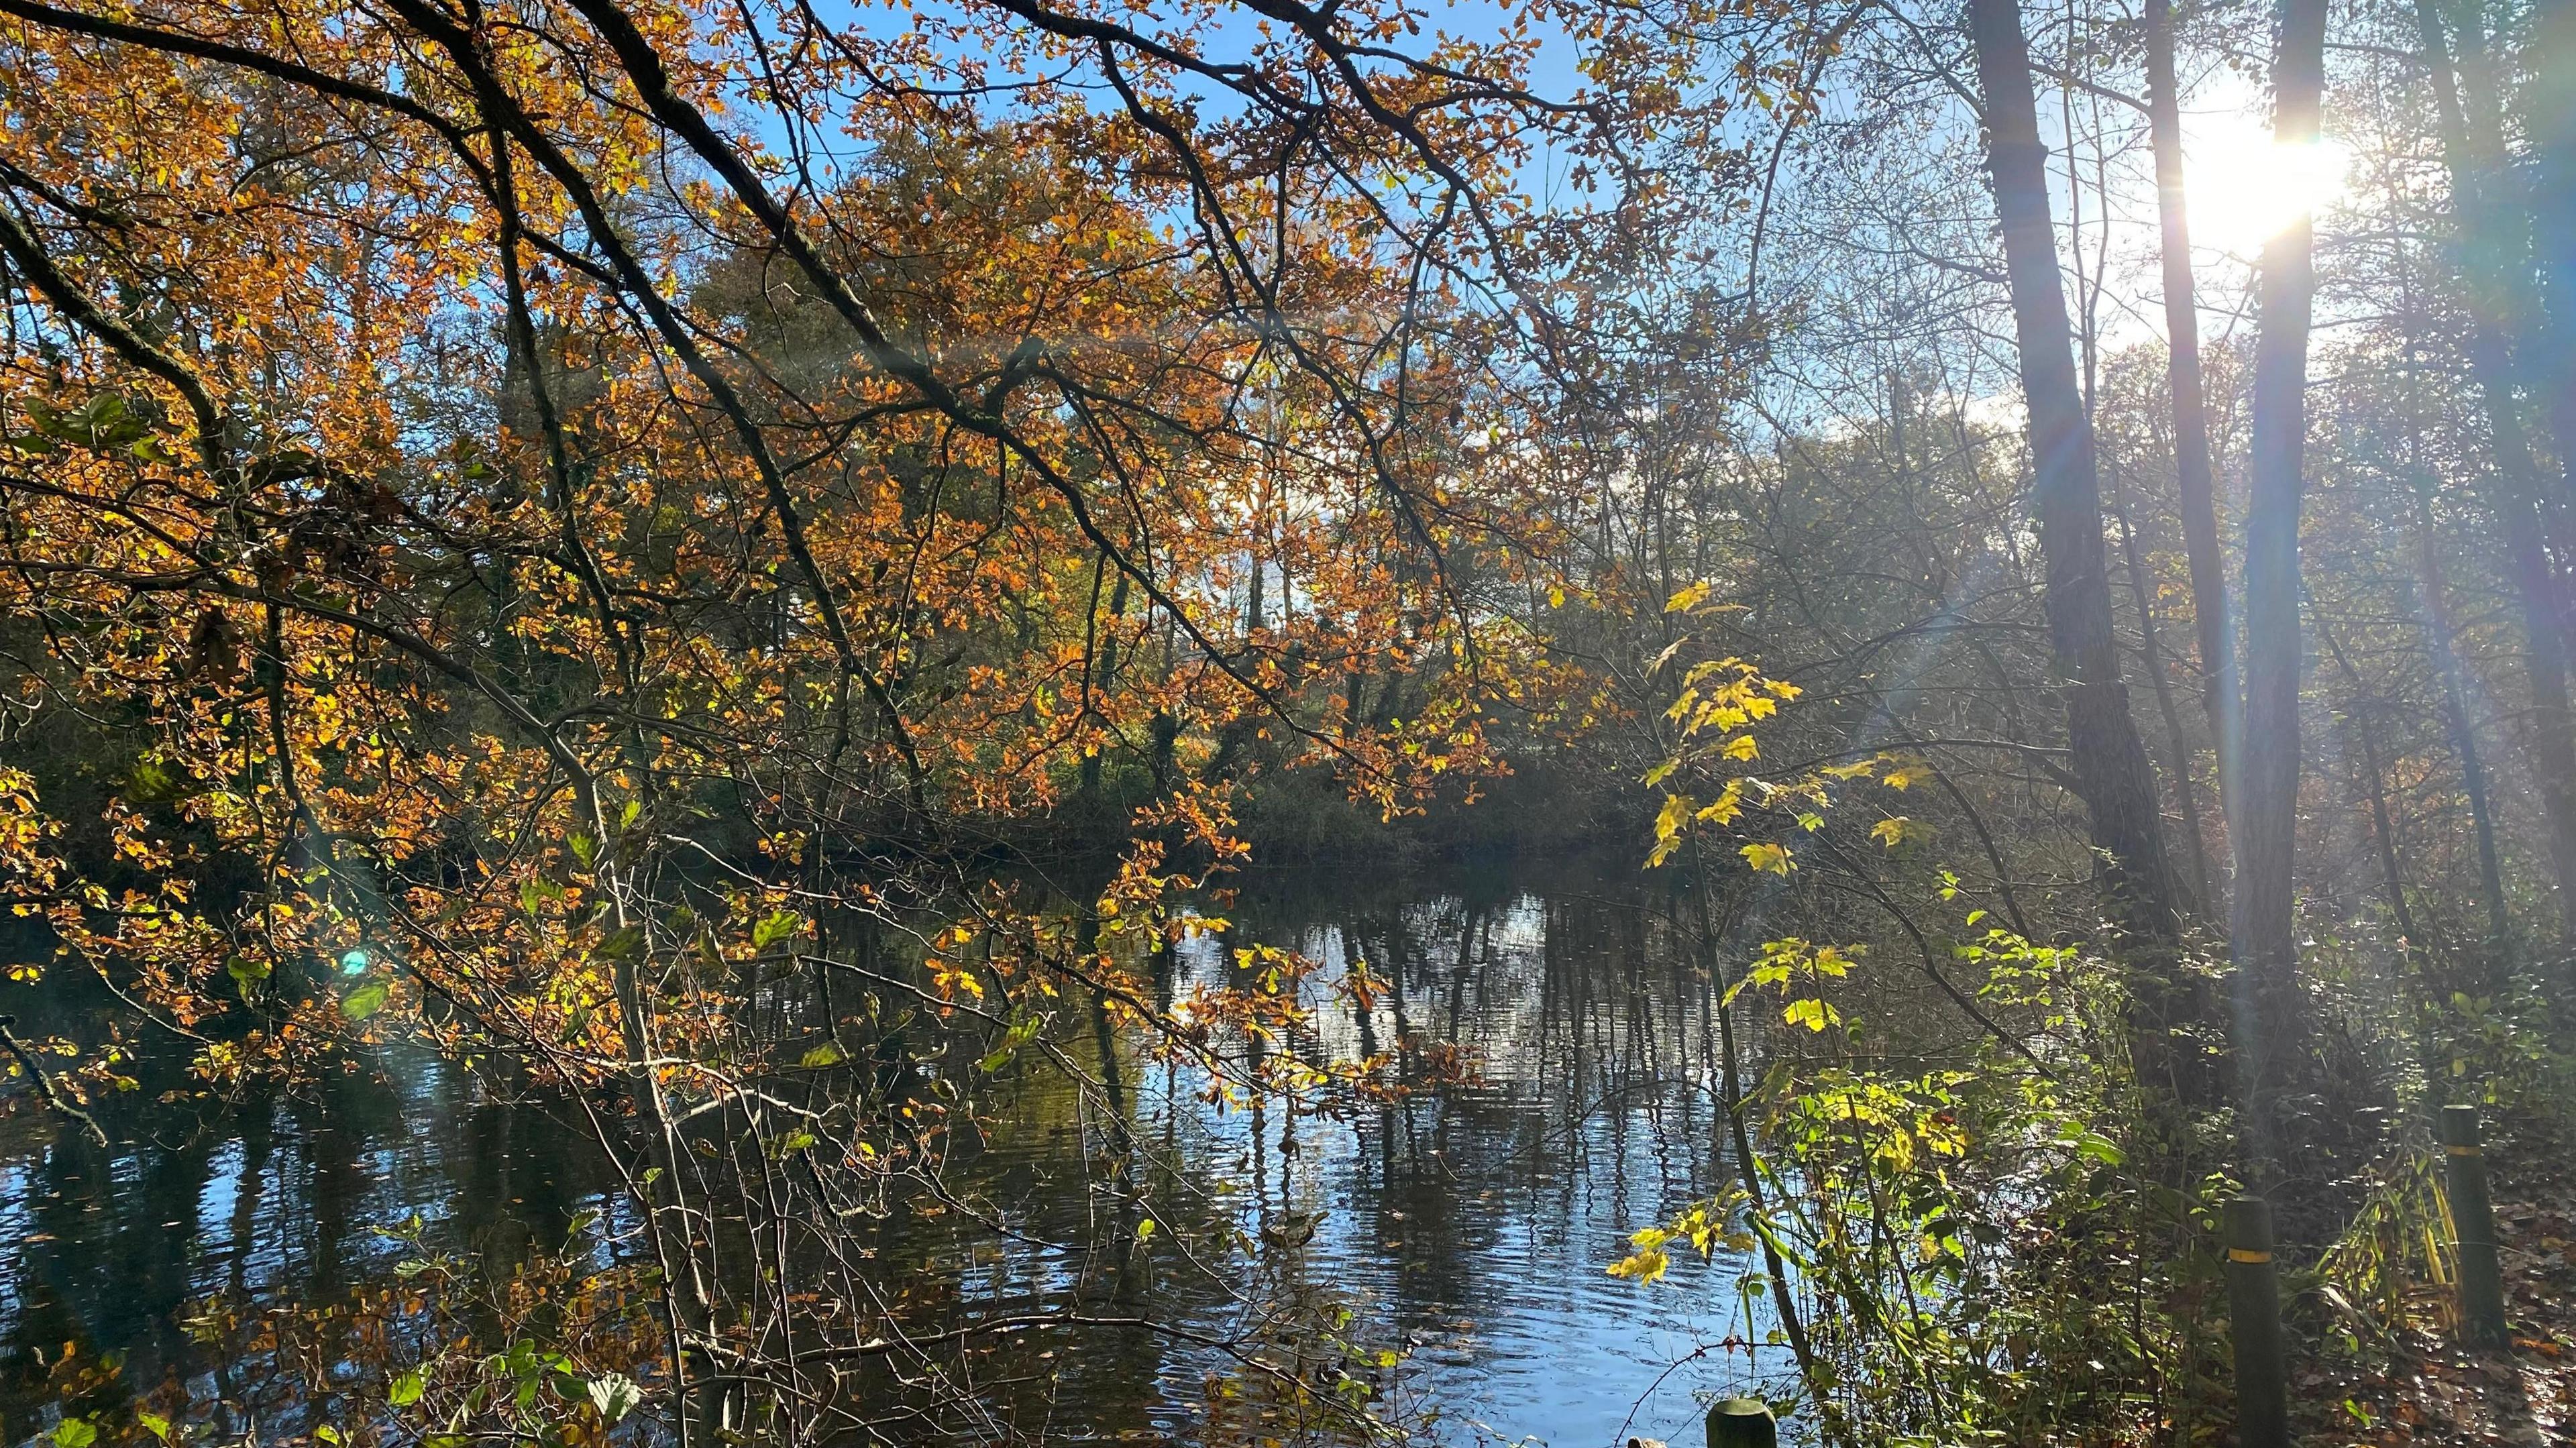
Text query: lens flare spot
2184 110 2350 258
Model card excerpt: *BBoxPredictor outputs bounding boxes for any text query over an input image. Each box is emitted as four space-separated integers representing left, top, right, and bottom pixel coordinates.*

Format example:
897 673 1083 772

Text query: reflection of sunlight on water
195 1139 244 1245
0 1164 27 1338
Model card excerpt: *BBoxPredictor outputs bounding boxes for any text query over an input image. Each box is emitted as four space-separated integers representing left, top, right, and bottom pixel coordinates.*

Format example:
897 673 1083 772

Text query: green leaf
128 756 187 801
315 1425 343 1445
798 1042 847 1068
585 1372 643 1424
594 925 645 961
135 1414 170 1443
978 1013 1043 1073
751 909 802 950
342 981 390 1020
567 832 595 866
390 1367 427 1406
2069 1131 2126 1166
52 1420 97 1448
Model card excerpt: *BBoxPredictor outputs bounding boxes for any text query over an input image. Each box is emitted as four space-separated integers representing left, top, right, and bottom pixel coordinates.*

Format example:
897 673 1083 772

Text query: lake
0 860 1805 1447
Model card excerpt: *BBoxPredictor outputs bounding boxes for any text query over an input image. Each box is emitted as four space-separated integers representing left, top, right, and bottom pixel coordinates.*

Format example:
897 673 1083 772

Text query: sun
2182 107 2351 260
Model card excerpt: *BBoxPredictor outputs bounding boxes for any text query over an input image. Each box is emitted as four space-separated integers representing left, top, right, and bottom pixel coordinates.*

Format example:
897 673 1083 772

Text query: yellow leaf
1740 841 1794 875
1783 997 1838 1032
1607 1246 1672 1283
1871 816 1925 848
1695 781 1744 826
1654 793 1695 842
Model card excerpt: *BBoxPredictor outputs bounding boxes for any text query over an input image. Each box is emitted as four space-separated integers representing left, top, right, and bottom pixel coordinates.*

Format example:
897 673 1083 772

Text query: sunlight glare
2183 111 2349 258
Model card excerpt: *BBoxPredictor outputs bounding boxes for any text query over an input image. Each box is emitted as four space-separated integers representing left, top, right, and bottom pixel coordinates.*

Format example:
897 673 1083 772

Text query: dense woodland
1 0 2574 1441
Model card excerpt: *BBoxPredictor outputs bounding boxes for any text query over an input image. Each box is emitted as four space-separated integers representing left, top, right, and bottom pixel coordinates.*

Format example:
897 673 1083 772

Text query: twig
0 1014 110 1146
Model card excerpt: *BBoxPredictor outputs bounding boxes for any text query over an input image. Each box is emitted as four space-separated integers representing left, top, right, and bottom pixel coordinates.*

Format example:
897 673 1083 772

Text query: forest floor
2290 1120 2576 1446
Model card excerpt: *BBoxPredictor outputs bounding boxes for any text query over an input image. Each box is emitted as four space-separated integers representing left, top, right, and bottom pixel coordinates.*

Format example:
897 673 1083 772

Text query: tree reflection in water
0 861 1827 1447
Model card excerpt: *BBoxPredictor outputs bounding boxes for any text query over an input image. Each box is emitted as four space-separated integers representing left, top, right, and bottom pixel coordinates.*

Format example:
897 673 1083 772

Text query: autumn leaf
1782 997 1840 1031
1741 841 1794 875
1607 1225 1675 1283
1872 816 1930 848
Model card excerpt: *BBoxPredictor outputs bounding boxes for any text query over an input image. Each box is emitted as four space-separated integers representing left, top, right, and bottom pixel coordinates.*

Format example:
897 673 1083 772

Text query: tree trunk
2311 597 2422 954
2409 488 2512 948
2530 0 2576 522
2145 0 2240 871
1967 0 2208 1109
2418 0 2576 944
2231 0 2327 1130
2114 466 2217 914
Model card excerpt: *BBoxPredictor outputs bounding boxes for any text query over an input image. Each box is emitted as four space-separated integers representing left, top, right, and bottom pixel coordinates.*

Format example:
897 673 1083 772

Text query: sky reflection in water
0 866 1791 1447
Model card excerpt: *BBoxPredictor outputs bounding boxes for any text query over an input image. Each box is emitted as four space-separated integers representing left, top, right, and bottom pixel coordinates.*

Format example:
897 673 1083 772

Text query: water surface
0 862 1803 1447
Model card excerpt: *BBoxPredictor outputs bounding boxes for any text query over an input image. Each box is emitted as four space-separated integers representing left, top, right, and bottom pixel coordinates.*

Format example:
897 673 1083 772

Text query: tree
2414 0 2576 948
2144 0 2240 871
2231 0 2328 1132
0 0 1683 1434
1966 0 2210 1109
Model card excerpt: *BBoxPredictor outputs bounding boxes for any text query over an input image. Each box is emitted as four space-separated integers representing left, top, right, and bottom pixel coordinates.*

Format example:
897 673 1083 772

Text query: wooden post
2226 1195 2289 1448
2441 1103 2510 1347
1705 1397 1777 1448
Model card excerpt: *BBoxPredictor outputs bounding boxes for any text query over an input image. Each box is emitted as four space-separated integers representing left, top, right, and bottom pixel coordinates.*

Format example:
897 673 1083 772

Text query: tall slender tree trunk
2312 598 2422 954
2232 0 2327 1137
1967 0 2211 1111
2145 0 2240 873
2114 467 2217 913
2530 0 2576 523
2417 0 2576 944
2392 313 2513 950
2415 510 2514 950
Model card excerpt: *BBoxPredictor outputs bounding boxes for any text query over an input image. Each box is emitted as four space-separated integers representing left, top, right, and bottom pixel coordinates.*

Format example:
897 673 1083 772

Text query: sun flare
2183 109 2351 258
